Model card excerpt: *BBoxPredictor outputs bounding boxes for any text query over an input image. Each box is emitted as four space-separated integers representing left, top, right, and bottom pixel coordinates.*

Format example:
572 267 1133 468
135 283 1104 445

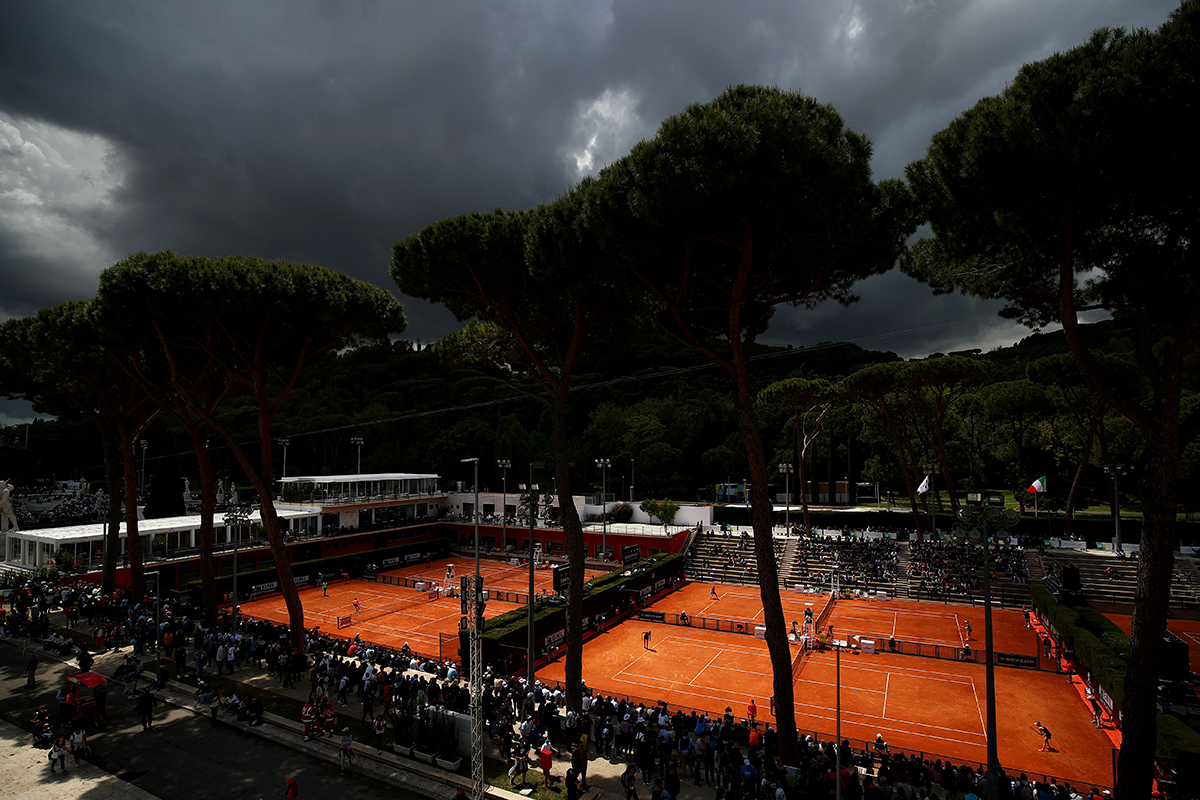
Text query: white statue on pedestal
0 480 18 532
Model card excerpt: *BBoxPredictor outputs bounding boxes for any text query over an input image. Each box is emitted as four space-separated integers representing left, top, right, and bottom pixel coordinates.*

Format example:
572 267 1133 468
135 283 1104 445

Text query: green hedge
1157 712 1200 761
480 553 683 643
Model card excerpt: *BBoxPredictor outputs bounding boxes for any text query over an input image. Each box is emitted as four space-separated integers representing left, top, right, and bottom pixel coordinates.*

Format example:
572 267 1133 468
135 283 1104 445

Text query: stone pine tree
587 85 916 764
903 5 1199 794
757 377 835 536
95 251 406 652
91 299 243 625
391 195 632 713
838 363 930 535
0 302 159 596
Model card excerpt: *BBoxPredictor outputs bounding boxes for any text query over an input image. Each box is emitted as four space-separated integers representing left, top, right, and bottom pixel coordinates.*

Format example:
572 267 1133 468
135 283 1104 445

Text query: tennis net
353 596 427 625
814 591 837 631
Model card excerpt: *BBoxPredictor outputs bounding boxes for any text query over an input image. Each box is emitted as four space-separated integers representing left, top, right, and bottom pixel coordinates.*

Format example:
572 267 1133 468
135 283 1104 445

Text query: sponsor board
254 581 280 594
994 651 1038 669
405 552 422 563
653 579 666 592
382 557 400 567
295 575 310 587
638 611 665 622
546 629 566 649
622 544 640 566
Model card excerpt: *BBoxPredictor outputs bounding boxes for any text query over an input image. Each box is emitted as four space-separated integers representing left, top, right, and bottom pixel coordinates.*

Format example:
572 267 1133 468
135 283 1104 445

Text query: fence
632 606 1041 671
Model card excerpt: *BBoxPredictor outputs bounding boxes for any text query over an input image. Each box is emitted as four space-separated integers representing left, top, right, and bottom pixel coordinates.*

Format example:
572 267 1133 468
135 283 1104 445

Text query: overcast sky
0 1 1181 424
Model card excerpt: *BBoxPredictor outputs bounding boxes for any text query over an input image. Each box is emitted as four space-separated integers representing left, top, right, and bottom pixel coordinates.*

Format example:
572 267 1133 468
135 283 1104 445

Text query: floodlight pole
596 458 611 561
351 437 364 474
779 462 793 529
461 457 483 800
953 505 1020 800
1104 464 1130 553
498 459 511 548
830 623 842 800
140 440 149 494
223 504 250 634
277 438 289 479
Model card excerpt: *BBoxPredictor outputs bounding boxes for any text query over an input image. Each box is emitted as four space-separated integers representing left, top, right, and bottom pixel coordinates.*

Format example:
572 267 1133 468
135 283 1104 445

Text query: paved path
0 624 437 800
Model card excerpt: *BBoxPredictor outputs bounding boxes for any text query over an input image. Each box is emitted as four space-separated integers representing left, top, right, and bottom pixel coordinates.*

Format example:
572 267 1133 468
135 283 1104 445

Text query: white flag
917 475 930 494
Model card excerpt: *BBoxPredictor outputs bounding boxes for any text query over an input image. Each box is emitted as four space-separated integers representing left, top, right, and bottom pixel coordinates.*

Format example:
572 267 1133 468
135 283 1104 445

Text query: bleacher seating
1038 548 1200 607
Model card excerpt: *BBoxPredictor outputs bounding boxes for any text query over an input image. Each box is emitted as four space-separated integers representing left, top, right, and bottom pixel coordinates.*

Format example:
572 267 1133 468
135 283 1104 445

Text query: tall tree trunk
1063 413 1099 540
1115 413 1180 799
100 431 121 596
184 427 220 625
218 425 306 652
550 390 585 713
119 429 145 599
730 349 797 766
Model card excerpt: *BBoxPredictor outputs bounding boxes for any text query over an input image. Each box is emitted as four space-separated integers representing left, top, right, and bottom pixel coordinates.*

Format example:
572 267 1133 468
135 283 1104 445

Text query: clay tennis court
1103 611 1200 673
240 555 605 658
649 583 1042 658
539 587 1111 788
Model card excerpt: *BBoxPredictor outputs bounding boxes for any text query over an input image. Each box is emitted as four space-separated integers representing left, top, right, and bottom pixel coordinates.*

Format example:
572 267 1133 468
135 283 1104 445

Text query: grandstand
1039 548 1200 608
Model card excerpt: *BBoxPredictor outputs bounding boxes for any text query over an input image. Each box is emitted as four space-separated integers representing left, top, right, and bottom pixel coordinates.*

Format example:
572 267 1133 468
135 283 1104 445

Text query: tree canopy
903 4 1200 794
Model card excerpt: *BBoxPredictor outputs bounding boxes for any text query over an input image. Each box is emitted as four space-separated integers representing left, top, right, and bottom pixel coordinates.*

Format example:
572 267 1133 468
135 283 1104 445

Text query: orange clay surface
538 586 1112 789
240 555 604 657
653 583 1042 657
1103 612 1200 673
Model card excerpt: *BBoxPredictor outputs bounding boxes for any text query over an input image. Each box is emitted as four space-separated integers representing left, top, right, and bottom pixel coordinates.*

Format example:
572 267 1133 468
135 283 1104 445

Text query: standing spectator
372 713 387 754
135 690 158 731
339 727 354 774
209 691 222 727
285 778 299 800
540 738 557 785
572 741 590 790
25 651 38 687
49 737 68 774
69 726 88 767
622 763 640 800
323 700 337 738
1089 694 1104 728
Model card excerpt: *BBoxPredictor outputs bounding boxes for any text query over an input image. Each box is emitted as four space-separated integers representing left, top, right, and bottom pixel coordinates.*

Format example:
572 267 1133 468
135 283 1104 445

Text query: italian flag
1028 476 1047 494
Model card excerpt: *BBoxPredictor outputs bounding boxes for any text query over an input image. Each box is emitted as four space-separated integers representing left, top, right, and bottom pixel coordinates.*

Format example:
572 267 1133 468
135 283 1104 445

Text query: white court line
691 651 726 687
794 677 886 695
788 705 986 745
789 698 984 738
882 673 890 720
806 658 977 686
655 635 765 658
970 675 986 734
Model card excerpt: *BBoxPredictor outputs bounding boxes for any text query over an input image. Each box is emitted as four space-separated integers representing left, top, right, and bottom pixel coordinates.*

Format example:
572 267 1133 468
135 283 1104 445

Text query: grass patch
484 756 564 800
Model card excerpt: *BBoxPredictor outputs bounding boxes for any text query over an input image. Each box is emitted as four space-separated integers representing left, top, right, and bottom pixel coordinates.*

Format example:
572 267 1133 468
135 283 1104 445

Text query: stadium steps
777 536 800 587
1026 550 1047 582
894 541 913 597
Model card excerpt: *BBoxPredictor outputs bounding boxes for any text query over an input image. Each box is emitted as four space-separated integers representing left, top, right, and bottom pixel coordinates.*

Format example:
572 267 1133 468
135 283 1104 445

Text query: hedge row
481 553 682 642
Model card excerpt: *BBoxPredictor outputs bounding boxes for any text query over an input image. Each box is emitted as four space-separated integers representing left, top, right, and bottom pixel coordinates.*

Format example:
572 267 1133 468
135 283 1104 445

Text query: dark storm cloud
0 0 1183 367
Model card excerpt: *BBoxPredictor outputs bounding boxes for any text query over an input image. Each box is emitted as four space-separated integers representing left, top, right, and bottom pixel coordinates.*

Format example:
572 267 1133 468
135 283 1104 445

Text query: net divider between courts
378 573 529 606
353 594 436 625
